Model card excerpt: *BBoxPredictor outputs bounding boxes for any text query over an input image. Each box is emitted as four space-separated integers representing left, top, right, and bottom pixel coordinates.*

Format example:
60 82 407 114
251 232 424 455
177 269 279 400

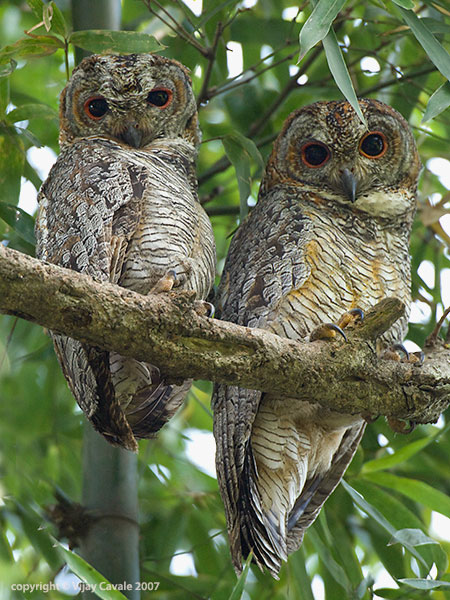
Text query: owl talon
337 307 364 329
151 270 177 294
195 301 215 318
387 417 416 434
310 323 347 343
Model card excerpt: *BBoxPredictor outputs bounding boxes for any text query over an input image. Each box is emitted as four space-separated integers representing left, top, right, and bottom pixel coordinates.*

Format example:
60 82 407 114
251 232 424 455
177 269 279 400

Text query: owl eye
84 96 109 120
301 142 330 168
359 131 387 158
147 88 173 108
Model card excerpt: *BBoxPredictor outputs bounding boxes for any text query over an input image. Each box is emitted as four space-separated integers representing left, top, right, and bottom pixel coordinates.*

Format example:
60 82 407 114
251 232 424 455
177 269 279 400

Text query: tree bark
1 244 449 425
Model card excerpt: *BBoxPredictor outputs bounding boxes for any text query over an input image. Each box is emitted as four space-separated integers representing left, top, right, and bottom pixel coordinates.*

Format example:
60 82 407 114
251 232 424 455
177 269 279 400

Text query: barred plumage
36 53 215 451
212 99 421 576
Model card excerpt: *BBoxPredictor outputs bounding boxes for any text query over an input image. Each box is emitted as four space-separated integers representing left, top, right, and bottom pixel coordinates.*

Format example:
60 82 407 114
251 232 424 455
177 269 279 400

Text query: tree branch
1 244 449 425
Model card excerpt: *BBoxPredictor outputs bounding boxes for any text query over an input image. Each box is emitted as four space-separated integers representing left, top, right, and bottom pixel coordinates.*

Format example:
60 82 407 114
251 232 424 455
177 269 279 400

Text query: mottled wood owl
212 99 421 577
36 53 215 452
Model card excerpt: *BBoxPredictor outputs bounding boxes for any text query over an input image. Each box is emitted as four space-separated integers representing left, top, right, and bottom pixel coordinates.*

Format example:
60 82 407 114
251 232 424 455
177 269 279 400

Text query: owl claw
151 270 177 294
387 417 416 434
195 301 215 318
310 323 347 342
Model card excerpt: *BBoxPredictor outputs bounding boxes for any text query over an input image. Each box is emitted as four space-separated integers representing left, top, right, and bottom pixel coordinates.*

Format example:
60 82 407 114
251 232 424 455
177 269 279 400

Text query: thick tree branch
1 244 449 424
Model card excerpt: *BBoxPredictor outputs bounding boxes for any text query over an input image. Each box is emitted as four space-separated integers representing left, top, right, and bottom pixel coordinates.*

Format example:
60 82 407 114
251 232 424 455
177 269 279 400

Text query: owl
212 99 421 577
35 53 216 452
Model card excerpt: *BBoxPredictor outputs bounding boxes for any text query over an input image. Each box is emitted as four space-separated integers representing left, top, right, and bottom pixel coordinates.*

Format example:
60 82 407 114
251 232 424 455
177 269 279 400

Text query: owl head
263 99 422 220
59 53 200 149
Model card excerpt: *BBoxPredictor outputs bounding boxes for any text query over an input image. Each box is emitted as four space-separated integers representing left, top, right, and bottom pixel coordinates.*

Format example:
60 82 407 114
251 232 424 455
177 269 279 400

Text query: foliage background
0 0 450 598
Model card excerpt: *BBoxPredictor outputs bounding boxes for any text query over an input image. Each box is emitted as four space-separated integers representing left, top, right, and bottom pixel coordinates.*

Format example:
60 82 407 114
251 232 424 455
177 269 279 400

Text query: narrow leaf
69 30 164 55
389 528 439 547
363 472 450 519
56 542 128 600
228 554 252 600
399 578 450 590
423 81 450 122
299 0 347 60
392 0 415 8
398 7 450 81
222 132 264 221
6 103 57 123
0 36 64 62
362 436 434 474
322 27 367 126
48 1 69 38
26 0 45 21
0 204 36 245
0 130 24 204
342 480 429 570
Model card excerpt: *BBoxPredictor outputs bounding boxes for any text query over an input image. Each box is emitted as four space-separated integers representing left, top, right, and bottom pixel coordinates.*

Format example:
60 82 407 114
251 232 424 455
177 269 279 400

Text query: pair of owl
35 53 421 578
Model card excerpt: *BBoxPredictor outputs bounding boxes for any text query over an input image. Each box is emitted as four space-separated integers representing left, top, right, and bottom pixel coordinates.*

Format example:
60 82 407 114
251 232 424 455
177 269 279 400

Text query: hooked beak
341 168 357 203
120 124 143 148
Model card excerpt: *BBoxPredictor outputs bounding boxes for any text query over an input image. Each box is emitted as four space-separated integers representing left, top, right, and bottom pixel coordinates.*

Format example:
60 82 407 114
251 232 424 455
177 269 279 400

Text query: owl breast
118 141 215 298
265 194 411 346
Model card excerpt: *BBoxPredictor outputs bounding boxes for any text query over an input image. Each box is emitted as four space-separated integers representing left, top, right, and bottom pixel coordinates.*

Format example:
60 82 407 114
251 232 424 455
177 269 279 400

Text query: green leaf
0 204 36 245
69 30 165 55
56 542 128 600
308 527 352 592
391 0 415 8
299 0 347 60
399 578 450 590
46 1 69 38
362 436 434 474
26 0 45 21
0 128 24 204
321 27 367 127
222 132 264 221
397 7 450 82
0 36 64 63
363 472 450 519
228 554 252 600
0 59 17 78
6 103 57 124
0 77 9 117
423 81 450 122
388 528 438 547
341 480 429 570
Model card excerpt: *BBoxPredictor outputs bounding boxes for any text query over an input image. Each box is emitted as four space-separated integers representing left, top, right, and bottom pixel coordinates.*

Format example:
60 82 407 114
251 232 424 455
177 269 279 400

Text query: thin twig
197 21 224 107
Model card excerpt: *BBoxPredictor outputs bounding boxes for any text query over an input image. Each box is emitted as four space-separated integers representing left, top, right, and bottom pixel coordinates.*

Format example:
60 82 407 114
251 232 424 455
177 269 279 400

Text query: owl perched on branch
36 53 215 452
212 99 421 577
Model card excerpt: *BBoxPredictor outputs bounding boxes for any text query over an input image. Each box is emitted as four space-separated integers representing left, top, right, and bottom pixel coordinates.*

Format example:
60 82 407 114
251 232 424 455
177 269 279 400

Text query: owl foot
195 301 215 318
382 343 424 365
151 269 178 294
387 417 416 434
309 308 364 342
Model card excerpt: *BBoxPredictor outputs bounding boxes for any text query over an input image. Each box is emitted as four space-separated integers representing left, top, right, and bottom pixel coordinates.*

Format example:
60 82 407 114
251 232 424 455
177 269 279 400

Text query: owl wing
213 188 365 574
36 138 147 451
213 188 310 571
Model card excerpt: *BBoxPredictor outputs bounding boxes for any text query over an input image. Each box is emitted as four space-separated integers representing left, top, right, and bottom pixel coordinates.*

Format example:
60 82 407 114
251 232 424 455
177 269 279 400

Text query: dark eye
84 96 109 120
301 142 330 168
360 131 387 158
147 88 173 108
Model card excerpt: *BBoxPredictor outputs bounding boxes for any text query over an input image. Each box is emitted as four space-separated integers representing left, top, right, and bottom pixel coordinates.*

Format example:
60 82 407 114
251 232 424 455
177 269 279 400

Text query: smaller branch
143 0 209 57
197 21 224 108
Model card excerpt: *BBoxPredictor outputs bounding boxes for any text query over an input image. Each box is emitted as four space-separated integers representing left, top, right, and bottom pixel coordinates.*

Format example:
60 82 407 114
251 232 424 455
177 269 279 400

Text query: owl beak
120 124 143 148
341 168 357 203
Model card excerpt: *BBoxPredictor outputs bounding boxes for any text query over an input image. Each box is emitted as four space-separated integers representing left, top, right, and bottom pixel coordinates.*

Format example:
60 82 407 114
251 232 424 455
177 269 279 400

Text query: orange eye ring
84 96 109 120
146 88 173 108
359 130 388 159
301 141 331 168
